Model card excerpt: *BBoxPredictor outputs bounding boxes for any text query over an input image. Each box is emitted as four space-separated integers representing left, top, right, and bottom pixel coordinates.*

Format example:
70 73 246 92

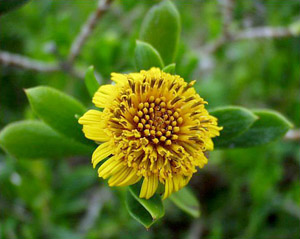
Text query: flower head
79 68 222 199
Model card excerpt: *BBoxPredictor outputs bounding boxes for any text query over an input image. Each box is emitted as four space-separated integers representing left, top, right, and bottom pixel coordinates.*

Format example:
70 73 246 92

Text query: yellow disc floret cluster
79 68 222 199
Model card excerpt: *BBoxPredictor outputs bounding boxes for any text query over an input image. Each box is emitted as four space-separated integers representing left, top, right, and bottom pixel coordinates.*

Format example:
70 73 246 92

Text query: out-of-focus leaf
0 121 93 159
127 183 164 228
219 110 293 148
169 187 200 218
125 191 155 229
140 0 180 64
85 66 100 97
25 86 89 145
163 63 176 74
0 0 30 15
210 106 258 148
134 40 164 71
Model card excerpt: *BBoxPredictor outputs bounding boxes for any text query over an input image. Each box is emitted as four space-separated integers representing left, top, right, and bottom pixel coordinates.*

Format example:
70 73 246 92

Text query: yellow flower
79 68 222 199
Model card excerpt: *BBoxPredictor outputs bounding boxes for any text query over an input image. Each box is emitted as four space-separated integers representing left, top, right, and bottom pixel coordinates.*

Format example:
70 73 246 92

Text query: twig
284 129 300 141
201 26 295 54
67 0 112 64
201 0 234 56
273 194 300 220
282 198 300 220
1 0 112 80
219 0 235 37
196 1 299 76
0 51 59 72
0 50 86 79
188 219 204 239
235 26 294 40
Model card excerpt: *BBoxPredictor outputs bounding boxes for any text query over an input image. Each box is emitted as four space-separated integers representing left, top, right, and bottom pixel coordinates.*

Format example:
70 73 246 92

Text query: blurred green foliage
0 0 299 238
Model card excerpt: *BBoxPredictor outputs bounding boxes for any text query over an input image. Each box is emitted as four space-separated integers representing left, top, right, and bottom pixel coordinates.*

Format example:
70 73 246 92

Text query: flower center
133 96 182 146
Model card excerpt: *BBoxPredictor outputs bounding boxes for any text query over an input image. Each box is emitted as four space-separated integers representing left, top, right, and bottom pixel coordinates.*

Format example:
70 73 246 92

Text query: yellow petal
173 175 179 192
108 167 131 186
178 176 185 189
97 157 114 174
92 85 116 108
148 175 158 199
78 110 109 142
204 137 214 151
163 177 174 200
163 178 169 200
98 157 128 180
139 175 159 199
92 141 114 168
111 73 127 84
139 177 149 198
117 170 141 187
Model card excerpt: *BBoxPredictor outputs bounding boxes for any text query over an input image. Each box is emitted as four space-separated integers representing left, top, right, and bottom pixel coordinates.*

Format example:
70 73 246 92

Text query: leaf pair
0 121 91 159
210 106 292 148
126 183 164 228
0 86 95 159
134 0 180 73
126 183 200 228
135 41 177 73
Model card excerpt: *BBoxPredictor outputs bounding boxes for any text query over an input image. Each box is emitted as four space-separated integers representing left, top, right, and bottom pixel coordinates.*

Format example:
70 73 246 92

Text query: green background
0 0 299 238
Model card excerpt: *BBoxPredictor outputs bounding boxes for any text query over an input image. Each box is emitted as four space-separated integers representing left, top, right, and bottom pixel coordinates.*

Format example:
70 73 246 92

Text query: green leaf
125 191 155 229
219 110 293 148
169 187 200 218
129 183 164 219
163 63 176 74
25 86 89 145
140 0 180 64
0 0 30 15
0 121 93 159
85 66 100 97
134 40 164 71
210 106 258 148
126 183 164 228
